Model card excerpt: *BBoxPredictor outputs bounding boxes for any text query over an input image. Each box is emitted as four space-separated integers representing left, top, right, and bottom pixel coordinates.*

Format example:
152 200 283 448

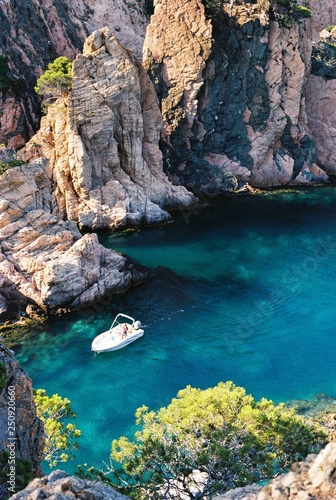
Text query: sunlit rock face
0 0 148 146
21 28 195 230
306 32 336 176
9 469 130 500
143 0 328 191
306 0 336 40
0 162 144 316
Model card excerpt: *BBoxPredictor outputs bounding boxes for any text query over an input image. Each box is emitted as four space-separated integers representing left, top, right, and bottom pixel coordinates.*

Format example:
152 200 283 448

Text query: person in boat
122 323 128 339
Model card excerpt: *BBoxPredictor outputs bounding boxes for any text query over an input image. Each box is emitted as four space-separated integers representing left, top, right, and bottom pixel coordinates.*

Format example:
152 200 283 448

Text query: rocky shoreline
0 0 335 319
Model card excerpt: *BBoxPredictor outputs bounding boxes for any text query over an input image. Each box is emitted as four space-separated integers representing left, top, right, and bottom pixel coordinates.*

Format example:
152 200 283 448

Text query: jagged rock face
0 343 44 483
307 0 336 40
9 469 129 500
0 162 144 317
22 28 195 230
0 0 148 147
143 0 213 145
215 442 336 499
143 1 328 190
306 75 336 175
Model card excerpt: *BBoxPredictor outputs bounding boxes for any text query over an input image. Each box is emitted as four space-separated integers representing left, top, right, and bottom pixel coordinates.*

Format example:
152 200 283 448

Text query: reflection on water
15 188 336 472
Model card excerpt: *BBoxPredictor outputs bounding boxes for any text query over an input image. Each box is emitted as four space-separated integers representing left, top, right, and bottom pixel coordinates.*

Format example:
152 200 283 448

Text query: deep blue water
15 188 336 472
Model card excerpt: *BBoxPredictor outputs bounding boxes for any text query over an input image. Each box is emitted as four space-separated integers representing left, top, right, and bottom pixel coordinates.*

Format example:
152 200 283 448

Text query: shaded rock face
0 0 148 147
9 469 129 500
215 442 336 499
22 28 195 230
0 162 144 318
143 0 328 190
0 343 44 483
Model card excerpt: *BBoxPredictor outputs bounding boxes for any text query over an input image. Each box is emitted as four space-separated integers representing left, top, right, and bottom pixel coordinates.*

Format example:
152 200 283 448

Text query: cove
15 187 336 473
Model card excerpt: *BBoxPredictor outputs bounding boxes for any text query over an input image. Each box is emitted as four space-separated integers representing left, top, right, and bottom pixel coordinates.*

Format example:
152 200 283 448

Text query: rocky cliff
0 0 148 147
307 0 336 40
21 28 195 230
143 0 328 190
0 342 44 497
305 8 336 178
215 441 336 499
9 469 129 500
0 160 144 318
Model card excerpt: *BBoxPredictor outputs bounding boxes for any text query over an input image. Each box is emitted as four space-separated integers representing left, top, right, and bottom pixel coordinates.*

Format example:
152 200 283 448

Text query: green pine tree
34 56 72 102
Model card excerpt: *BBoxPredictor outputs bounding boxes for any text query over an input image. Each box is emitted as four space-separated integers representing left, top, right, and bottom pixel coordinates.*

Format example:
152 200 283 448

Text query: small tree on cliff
86 382 327 499
34 56 72 103
34 389 81 468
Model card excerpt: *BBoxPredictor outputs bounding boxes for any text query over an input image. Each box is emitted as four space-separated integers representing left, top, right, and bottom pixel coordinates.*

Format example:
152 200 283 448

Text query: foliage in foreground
34 56 72 102
79 382 327 499
33 389 81 468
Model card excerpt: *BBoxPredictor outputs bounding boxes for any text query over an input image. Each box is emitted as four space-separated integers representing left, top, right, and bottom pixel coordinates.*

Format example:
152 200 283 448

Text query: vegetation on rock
271 0 311 27
311 41 336 79
0 451 32 499
78 382 327 499
33 389 81 468
0 146 25 175
34 56 72 102
0 361 6 393
0 56 15 93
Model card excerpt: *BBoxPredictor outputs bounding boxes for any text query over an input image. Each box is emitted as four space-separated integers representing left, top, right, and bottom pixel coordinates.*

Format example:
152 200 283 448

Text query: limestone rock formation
143 0 213 144
215 442 336 499
305 20 336 176
0 162 144 318
306 75 336 176
9 470 129 500
0 342 44 490
307 0 336 40
22 28 195 230
143 0 328 190
0 0 148 146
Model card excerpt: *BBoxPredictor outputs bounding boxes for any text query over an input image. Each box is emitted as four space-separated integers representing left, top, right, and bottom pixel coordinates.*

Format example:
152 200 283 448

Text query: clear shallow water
15 188 336 472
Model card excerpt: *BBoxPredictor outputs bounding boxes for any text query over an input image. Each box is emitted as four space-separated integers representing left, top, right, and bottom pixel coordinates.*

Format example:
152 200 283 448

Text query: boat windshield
110 314 135 329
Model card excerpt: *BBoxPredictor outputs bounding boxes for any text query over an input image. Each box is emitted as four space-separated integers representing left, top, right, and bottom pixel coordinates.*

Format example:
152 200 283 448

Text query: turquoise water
15 188 336 472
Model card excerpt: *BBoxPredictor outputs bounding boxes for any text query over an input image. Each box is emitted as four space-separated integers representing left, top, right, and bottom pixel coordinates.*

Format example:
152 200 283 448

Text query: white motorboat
91 313 144 353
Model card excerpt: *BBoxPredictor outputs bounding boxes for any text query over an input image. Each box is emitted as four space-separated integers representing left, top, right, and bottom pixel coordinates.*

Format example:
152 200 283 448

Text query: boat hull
91 329 144 353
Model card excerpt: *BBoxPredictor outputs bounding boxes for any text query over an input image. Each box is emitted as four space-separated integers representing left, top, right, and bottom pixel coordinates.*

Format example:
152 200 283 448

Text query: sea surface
15 187 336 472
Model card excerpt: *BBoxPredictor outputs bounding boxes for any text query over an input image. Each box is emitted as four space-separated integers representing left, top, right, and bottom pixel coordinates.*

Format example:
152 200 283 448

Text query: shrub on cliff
34 389 81 468
0 361 6 393
80 382 327 499
34 56 72 103
0 56 14 92
0 146 25 175
271 0 311 26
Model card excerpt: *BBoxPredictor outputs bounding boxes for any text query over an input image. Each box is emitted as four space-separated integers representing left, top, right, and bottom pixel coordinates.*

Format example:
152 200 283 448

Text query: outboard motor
134 320 142 330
